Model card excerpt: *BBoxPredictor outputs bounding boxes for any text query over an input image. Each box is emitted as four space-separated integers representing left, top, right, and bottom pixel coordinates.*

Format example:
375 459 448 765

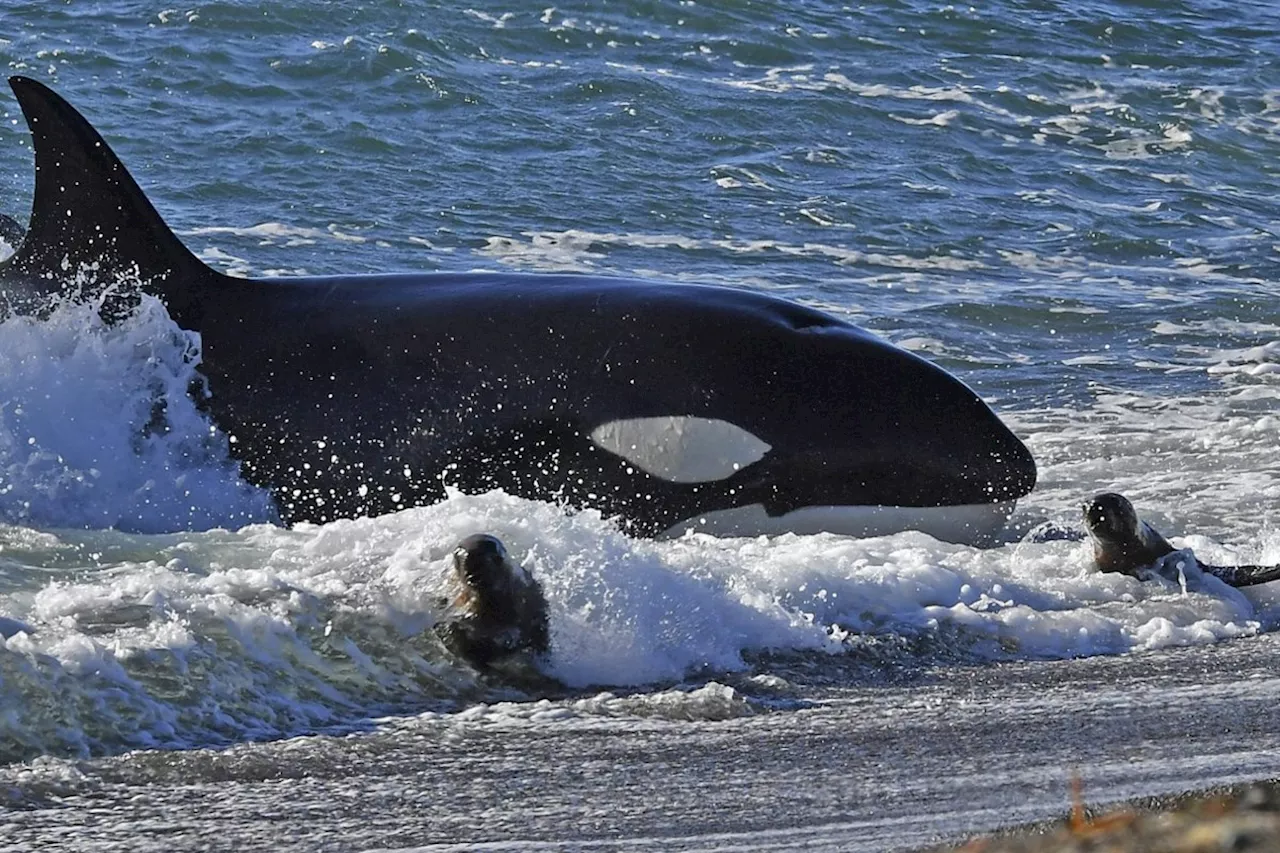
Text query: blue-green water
6 0 1280 405
4 2 1280 851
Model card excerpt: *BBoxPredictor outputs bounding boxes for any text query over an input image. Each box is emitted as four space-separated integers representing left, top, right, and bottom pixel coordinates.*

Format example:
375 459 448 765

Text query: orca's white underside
662 501 1016 546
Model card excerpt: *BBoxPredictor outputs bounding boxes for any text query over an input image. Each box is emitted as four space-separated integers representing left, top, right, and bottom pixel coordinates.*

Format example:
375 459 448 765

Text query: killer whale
0 76 1036 543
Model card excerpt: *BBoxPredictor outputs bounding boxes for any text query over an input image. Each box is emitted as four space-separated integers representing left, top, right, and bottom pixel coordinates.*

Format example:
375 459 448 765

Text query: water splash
0 295 276 532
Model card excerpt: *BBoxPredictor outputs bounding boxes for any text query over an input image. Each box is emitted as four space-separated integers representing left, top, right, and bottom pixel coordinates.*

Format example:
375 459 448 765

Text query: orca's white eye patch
589 416 771 483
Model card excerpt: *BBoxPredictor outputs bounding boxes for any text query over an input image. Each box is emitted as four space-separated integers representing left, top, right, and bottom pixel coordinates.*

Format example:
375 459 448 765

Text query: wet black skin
0 76 1038 537
0 214 23 250
1082 492 1280 587
434 534 550 668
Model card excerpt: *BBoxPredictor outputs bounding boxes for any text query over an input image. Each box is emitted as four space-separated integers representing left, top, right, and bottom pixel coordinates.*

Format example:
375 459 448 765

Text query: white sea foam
182 222 368 246
401 682 761 730
890 109 961 127
1102 124 1193 160
0 297 275 532
4 446 1280 763
476 228 988 273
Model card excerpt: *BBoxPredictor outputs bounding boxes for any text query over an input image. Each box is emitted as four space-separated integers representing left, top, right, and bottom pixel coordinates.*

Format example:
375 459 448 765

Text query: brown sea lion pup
1082 492 1280 588
433 534 550 669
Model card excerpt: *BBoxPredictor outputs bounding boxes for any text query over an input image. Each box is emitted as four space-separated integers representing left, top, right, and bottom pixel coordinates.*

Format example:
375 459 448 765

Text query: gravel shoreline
926 780 1280 852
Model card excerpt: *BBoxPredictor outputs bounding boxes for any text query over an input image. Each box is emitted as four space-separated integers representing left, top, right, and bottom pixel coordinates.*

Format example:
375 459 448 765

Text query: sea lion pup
433 534 550 669
1082 492 1280 588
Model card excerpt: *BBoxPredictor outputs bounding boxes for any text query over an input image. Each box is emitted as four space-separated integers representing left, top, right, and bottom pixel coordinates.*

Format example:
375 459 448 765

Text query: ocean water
3 0 1280 850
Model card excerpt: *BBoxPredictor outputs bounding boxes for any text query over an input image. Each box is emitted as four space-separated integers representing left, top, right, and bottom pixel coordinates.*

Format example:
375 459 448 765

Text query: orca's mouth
719 451 1033 516
663 501 1017 546
631 449 1027 542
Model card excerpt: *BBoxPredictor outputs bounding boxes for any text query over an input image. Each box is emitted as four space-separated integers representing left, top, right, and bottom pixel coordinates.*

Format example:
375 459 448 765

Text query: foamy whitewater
5 0 1280 850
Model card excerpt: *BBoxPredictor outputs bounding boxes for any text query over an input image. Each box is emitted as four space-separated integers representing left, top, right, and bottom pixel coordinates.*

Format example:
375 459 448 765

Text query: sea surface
2 1 1280 850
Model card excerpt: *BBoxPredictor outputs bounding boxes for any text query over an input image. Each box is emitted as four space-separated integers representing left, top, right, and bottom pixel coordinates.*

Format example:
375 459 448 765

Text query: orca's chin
660 501 1017 546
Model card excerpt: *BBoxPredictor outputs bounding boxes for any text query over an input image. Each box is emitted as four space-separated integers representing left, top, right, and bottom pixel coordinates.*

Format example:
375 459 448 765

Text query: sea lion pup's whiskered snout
434 534 551 669
1081 491 1280 588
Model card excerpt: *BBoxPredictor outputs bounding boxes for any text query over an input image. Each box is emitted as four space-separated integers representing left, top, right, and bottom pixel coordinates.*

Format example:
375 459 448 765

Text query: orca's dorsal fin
3 76 218 319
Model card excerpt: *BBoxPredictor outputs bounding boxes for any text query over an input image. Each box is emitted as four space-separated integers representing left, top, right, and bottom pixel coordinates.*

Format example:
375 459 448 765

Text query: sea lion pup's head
452 534 518 603
1081 492 1175 577
1082 492 1141 546
436 534 550 668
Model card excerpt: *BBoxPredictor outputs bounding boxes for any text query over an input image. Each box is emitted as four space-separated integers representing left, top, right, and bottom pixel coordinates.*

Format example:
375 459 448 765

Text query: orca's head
581 307 1038 543
1082 492 1141 544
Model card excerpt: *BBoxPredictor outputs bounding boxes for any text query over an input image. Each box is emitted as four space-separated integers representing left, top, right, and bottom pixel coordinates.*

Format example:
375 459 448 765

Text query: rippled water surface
3 1 1280 850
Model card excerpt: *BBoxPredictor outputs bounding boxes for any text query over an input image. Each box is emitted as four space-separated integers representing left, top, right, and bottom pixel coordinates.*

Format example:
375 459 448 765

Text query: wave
2 482 1277 764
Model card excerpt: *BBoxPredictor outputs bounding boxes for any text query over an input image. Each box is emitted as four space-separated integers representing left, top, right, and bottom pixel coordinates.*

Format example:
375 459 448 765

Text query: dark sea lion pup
433 534 550 669
1082 492 1280 588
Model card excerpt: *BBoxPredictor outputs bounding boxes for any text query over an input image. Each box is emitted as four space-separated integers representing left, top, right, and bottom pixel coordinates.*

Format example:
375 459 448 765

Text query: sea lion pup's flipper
1199 562 1280 589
